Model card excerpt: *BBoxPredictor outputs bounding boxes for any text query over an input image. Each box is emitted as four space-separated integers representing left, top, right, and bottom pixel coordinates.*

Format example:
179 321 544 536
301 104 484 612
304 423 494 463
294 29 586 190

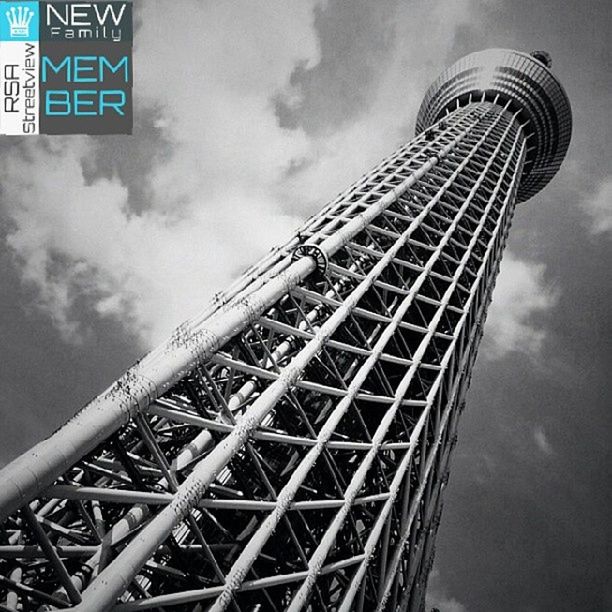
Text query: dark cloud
438 316 611 610
275 0 399 135
429 1 612 609
81 106 173 215
0 238 142 466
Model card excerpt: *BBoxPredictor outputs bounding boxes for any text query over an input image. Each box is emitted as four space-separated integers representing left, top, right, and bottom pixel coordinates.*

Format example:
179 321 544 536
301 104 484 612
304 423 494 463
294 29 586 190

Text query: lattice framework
1 100 527 612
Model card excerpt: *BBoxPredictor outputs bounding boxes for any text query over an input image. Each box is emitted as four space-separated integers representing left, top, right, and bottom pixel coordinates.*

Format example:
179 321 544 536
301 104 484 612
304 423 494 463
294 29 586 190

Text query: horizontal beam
113 554 366 610
35 484 389 513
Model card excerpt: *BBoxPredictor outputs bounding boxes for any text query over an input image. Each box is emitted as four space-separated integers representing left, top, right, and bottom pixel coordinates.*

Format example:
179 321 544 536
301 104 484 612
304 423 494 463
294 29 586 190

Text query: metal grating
0 100 527 612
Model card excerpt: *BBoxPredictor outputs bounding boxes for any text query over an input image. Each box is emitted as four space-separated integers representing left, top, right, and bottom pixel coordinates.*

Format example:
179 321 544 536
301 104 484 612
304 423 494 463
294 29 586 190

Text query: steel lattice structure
0 49 571 611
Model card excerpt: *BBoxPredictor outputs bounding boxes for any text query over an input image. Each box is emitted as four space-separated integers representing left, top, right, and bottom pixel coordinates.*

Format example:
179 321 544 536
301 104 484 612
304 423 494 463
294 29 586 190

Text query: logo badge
5 5 34 38
1 1 133 135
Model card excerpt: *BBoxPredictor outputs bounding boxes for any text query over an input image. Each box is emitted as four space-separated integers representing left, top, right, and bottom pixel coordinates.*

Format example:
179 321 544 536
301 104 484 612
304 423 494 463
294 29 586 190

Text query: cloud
1 137 130 342
275 0 400 135
426 567 469 612
0 1 320 347
482 253 557 359
280 0 497 211
1 135 306 345
583 174 612 234
428 597 469 612
0 0 498 349
533 425 554 456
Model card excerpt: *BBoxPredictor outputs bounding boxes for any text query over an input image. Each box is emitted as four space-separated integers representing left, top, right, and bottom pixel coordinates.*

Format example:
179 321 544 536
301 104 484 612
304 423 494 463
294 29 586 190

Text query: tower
0 49 571 611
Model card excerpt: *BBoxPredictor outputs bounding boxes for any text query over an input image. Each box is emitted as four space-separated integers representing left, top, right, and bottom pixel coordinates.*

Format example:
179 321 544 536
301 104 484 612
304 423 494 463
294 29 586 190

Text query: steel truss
0 100 528 611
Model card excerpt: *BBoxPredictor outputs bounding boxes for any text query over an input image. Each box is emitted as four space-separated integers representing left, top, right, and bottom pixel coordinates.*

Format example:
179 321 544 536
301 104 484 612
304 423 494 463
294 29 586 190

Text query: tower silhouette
0 49 571 611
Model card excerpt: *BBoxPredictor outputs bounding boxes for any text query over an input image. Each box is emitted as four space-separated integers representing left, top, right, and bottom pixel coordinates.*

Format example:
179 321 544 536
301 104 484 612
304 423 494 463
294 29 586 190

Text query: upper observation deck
416 48 572 202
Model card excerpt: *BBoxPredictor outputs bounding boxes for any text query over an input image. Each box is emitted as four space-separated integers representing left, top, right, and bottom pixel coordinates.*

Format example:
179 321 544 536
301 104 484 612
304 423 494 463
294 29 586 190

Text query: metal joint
291 243 329 275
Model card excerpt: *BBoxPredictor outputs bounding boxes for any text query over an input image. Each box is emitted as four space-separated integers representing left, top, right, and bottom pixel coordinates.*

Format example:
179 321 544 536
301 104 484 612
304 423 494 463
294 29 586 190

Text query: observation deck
416 48 572 202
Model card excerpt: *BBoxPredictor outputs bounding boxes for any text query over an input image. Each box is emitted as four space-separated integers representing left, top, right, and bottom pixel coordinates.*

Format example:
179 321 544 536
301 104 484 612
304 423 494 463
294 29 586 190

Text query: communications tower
0 49 571 611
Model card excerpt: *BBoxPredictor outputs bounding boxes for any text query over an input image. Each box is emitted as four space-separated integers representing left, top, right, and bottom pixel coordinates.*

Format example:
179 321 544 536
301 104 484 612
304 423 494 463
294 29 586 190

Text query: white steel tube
0 120 476 524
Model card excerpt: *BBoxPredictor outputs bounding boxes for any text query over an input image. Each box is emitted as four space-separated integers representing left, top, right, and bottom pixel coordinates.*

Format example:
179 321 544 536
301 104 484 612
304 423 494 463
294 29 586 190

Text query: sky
0 1 610 610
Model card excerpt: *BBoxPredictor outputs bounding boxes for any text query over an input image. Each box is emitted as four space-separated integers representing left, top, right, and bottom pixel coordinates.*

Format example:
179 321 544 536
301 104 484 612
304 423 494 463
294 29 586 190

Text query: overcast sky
0 1 610 610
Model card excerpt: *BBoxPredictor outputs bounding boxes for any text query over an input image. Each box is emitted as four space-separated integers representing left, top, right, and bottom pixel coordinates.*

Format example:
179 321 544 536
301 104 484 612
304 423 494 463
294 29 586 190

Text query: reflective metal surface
416 48 572 202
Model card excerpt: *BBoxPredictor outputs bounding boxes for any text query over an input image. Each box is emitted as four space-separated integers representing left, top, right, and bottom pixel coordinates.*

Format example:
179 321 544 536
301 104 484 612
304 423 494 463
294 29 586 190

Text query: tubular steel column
0 49 571 611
